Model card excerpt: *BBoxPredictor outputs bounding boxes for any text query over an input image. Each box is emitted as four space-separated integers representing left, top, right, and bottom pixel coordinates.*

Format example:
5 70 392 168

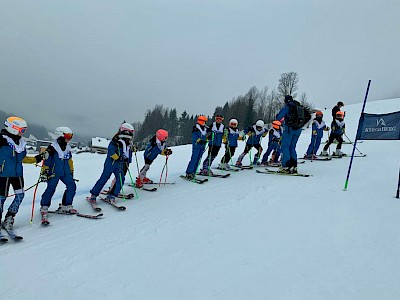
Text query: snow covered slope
1 98 399 300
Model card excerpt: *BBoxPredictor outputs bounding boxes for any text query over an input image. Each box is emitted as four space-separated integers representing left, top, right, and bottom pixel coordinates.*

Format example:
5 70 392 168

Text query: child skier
38 127 77 224
235 120 268 167
218 118 240 170
185 115 209 179
88 123 134 204
259 120 282 165
321 111 346 157
304 111 330 159
135 129 173 188
200 114 225 175
0 116 43 233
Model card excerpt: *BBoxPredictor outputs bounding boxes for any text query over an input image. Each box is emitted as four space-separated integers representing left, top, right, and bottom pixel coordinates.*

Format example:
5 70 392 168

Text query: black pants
221 146 236 164
323 134 343 151
0 177 24 196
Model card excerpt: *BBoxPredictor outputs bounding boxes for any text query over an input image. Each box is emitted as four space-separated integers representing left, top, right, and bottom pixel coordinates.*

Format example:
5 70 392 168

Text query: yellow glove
111 153 120 160
324 127 330 131
238 136 244 141
247 132 254 137
68 159 74 174
262 132 267 137
222 136 227 143
312 130 317 136
343 128 346 133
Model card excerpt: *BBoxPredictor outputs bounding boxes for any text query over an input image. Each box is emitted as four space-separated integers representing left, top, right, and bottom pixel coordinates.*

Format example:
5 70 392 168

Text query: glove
131 145 138 152
40 169 50 183
222 136 227 144
262 132 267 137
196 138 207 145
312 130 317 136
111 153 120 160
325 127 330 131
35 151 49 163
163 148 173 155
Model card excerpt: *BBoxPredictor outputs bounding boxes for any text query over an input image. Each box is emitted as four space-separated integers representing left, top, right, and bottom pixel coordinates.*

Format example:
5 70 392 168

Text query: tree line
134 72 314 148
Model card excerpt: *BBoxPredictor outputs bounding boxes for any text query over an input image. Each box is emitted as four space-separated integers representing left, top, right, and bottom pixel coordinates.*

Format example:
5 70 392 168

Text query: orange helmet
336 111 345 119
197 115 208 125
315 111 323 117
272 120 281 130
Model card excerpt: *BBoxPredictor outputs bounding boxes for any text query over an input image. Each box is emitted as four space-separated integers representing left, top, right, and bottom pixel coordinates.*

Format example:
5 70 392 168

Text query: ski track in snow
1 99 400 300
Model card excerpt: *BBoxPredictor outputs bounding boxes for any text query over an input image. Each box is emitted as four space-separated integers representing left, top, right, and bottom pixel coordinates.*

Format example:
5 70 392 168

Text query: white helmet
255 120 264 127
55 126 73 140
4 116 28 135
119 122 134 139
229 118 238 127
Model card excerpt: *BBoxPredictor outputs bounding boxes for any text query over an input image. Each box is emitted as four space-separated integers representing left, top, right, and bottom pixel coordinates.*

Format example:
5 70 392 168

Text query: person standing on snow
235 119 268 167
0 117 45 233
332 101 344 122
135 129 172 188
304 111 329 159
199 114 225 175
276 95 311 174
218 118 240 170
88 123 134 205
321 111 346 157
259 120 283 166
38 127 77 225
185 115 209 180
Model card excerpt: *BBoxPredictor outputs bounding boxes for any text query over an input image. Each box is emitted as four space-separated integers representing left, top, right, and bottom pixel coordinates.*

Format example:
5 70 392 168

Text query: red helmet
156 129 168 141
197 115 208 125
272 120 281 130
315 111 323 117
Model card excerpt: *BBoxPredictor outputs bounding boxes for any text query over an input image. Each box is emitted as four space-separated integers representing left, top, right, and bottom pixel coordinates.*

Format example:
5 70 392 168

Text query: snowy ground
1 99 399 300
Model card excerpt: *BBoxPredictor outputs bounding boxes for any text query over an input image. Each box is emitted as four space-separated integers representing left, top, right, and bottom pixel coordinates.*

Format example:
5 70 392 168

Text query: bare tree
277 71 299 100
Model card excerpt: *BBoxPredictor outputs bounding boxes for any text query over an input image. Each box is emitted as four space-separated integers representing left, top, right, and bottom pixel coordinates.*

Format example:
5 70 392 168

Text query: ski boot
135 177 143 188
105 194 116 203
2 212 15 231
56 204 78 214
142 177 154 184
320 150 329 157
333 149 344 157
235 161 242 168
40 206 50 225
277 167 291 174
199 168 213 176
185 173 195 180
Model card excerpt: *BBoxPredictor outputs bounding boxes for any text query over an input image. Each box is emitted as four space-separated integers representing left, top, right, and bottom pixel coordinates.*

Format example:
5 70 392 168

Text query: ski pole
195 143 208 180
126 163 139 199
344 133 364 155
206 133 215 177
311 133 318 162
118 169 126 202
396 164 400 199
30 161 44 223
8 181 40 198
159 155 169 186
164 155 169 185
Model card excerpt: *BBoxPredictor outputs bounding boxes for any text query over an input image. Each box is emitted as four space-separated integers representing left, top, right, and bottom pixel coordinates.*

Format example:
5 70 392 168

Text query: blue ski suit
90 137 133 197
276 100 311 168
186 123 209 175
40 139 76 207
306 119 327 157
261 128 282 163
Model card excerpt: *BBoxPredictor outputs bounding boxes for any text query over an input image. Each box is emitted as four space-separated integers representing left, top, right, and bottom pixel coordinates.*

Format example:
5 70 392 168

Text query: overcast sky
1 0 399 137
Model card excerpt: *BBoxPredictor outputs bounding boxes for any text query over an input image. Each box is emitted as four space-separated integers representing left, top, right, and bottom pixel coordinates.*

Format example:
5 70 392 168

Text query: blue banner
356 111 400 140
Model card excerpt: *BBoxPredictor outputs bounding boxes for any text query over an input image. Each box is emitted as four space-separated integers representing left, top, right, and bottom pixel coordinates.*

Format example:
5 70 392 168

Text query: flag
356 111 400 140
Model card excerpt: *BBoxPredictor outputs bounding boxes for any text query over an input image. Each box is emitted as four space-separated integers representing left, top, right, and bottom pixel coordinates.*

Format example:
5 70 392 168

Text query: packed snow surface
1 99 399 300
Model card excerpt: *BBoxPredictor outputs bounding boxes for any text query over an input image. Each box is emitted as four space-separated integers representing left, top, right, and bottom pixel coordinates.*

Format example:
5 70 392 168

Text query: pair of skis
256 168 311 177
86 197 126 211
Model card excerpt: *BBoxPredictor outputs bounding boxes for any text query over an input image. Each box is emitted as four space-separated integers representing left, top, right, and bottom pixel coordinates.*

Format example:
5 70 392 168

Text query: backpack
286 101 306 129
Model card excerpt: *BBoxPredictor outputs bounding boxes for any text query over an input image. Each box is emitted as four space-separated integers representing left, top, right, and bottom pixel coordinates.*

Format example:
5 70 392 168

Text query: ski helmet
4 116 28 135
156 129 168 141
337 101 344 107
272 120 281 130
55 126 73 140
315 111 323 117
336 111 345 119
215 114 224 122
229 118 238 127
119 123 134 139
197 115 208 125
255 120 264 128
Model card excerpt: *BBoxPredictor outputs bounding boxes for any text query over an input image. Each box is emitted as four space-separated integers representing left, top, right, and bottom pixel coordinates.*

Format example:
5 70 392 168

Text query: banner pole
396 163 400 199
344 80 371 191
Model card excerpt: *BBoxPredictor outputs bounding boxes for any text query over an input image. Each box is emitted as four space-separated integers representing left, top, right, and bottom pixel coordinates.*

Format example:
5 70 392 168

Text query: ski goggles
215 116 224 121
11 124 27 134
64 133 73 140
